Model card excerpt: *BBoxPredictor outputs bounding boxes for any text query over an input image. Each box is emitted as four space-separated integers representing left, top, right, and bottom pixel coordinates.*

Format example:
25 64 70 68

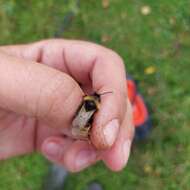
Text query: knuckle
113 53 125 69
98 48 125 73
106 49 124 67
35 38 64 48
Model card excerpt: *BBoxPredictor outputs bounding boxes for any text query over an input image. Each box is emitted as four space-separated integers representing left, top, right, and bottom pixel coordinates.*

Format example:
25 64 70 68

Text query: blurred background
0 0 190 189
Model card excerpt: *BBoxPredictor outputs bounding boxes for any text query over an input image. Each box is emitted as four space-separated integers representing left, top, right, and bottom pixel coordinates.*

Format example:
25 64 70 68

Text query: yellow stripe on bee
83 96 95 101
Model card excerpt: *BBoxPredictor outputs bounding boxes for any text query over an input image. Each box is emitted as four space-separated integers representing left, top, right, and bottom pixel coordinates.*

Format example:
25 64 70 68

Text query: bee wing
72 105 95 139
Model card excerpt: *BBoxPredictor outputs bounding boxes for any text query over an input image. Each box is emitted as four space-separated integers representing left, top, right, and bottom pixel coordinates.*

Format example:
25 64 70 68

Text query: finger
41 136 73 162
0 51 83 130
63 140 100 172
101 99 134 171
90 51 127 149
41 137 99 172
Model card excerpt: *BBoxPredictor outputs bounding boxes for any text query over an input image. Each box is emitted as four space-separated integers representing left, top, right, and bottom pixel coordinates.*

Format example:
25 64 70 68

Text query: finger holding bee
101 99 134 171
88 53 127 150
90 88 127 150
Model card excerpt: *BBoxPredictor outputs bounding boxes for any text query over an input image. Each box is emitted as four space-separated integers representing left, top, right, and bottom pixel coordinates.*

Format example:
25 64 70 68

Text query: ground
0 0 190 189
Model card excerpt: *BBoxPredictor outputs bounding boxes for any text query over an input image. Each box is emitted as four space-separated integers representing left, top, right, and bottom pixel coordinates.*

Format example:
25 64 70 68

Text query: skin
0 39 134 172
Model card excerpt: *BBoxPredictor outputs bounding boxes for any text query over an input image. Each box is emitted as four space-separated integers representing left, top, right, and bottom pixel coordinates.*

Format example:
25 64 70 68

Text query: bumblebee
71 93 100 140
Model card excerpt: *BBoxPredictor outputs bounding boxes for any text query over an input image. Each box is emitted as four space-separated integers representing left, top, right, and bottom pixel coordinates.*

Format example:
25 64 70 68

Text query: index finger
89 48 127 149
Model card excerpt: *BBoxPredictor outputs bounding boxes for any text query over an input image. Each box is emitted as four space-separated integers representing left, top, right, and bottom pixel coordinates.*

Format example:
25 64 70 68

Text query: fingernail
75 149 97 170
122 139 132 165
43 142 61 159
103 119 119 146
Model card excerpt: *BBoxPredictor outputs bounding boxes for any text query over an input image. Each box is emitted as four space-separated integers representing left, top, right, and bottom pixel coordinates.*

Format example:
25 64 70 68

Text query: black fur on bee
83 93 100 112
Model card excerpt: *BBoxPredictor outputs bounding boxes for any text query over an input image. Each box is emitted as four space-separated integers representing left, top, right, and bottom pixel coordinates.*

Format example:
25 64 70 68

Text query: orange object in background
126 78 151 139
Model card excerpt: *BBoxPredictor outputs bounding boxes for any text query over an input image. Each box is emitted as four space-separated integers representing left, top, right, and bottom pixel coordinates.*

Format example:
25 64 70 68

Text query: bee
71 92 112 140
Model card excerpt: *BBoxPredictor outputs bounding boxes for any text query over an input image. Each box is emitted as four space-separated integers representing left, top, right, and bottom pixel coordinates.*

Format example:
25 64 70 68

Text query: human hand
0 39 134 172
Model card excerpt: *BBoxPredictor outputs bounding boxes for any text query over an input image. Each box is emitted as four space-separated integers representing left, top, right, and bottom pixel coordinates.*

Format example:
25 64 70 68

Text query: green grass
0 0 190 189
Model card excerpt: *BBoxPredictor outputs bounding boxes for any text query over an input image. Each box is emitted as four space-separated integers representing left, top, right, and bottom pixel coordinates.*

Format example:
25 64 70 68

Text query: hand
0 39 134 172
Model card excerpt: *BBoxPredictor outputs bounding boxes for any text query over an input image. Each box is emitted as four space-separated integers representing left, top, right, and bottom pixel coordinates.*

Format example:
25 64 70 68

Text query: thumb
0 51 83 130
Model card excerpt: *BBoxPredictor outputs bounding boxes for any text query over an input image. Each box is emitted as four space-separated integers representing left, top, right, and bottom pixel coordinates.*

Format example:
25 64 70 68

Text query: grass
0 0 190 189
